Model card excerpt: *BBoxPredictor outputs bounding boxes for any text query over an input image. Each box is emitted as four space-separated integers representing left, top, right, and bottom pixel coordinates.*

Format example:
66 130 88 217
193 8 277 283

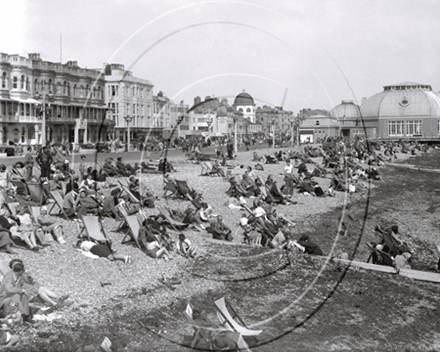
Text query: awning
10 97 41 104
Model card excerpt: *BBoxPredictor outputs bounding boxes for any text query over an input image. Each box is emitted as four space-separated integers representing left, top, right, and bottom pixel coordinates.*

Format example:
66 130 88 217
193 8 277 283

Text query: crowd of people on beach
0 135 434 347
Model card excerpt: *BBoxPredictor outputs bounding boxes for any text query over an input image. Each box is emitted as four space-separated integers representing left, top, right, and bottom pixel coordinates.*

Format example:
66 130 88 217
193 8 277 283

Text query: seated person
149 215 174 251
37 206 67 244
295 235 323 255
158 158 175 172
0 226 15 254
79 174 98 194
116 157 130 177
78 239 132 264
182 208 205 230
176 233 199 258
11 205 47 250
102 188 122 221
241 173 260 197
206 215 232 241
102 158 120 176
128 177 141 200
3 188 39 207
140 161 157 171
76 189 100 217
138 222 172 261
63 187 79 218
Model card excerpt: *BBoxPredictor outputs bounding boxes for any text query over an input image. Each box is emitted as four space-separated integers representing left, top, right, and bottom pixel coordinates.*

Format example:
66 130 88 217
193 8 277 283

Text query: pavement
0 143 300 167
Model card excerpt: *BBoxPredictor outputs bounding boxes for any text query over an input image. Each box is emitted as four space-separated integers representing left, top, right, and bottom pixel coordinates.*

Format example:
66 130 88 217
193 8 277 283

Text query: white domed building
360 82 440 140
331 99 374 141
233 90 256 123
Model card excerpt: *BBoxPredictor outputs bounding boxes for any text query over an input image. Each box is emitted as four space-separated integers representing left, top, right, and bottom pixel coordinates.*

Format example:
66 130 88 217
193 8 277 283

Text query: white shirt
284 164 293 174
253 207 266 218
80 241 96 252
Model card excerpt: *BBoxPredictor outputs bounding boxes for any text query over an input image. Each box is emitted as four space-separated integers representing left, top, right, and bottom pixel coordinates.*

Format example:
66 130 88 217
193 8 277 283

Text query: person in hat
76 189 99 217
296 235 323 256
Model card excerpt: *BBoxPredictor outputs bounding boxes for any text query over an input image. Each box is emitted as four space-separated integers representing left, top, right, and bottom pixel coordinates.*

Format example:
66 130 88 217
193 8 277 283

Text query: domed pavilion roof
234 90 255 106
331 100 361 120
360 82 440 119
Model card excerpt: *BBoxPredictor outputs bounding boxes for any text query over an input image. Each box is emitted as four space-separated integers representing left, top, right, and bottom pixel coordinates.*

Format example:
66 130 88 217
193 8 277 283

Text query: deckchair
27 182 45 204
78 216 108 243
163 180 178 199
48 190 69 220
5 202 20 216
200 161 213 176
157 206 188 229
366 243 394 267
121 215 141 248
175 180 194 200
0 259 11 280
118 183 140 204
214 297 262 338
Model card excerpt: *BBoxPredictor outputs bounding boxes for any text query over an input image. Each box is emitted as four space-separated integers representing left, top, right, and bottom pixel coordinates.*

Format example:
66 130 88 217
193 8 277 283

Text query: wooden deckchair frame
157 206 188 228
5 202 20 216
78 215 108 242
121 215 141 248
118 182 140 204
48 190 69 220
214 297 262 338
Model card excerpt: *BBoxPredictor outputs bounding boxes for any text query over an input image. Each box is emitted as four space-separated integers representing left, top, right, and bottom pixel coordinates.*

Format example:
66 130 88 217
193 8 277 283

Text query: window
56 83 61 95
1 72 6 88
28 127 35 139
79 86 84 98
316 121 320 125
26 78 29 91
12 77 18 89
20 75 25 89
246 108 251 113
238 108 243 112
406 120 421 136
34 79 38 93
111 85 116 96
63 81 67 95
73 85 77 97
388 121 404 136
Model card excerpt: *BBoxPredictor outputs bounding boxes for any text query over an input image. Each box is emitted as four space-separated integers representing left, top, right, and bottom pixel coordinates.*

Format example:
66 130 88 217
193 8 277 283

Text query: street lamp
34 89 54 146
270 110 278 148
124 115 134 152
229 111 239 155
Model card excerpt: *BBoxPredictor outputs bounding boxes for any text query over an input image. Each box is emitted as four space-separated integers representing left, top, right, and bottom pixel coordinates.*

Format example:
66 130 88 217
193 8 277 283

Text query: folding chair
214 297 262 338
78 216 108 243
0 259 11 281
157 206 188 229
48 190 69 220
5 202 20 216
163 180 178 199
366 243 395 267
121 215 141 248
200 161 213 176
27 182 45 204
118 183 140 204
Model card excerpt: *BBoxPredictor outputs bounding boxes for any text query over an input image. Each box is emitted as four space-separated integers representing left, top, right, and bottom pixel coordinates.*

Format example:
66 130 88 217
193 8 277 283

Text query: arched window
20 75 25 89
238 108 243 112
1 72 6 89
26 78 29 91
48 79 52 92
92 87 96 98
79 86 84 98
73 85 77 97
56 83 61 95
63 81 67 95
12 77 18 89
98 86 102 99
246 108 251 113
34 79 39 93
315 121 320 126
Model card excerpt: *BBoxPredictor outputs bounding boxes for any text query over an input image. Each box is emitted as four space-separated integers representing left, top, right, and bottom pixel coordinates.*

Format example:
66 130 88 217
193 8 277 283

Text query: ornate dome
234 90 254 106
361 82 440 119
331 100 361 120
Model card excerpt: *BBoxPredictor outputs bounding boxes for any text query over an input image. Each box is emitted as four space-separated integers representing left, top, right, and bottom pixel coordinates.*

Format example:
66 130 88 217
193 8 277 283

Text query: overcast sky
2 0 439 112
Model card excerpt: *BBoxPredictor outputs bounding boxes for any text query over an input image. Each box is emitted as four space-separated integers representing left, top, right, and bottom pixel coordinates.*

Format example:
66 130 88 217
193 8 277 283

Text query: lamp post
34 89 54 146
270 110 278 149
231 112 239 155
124 115 133 152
